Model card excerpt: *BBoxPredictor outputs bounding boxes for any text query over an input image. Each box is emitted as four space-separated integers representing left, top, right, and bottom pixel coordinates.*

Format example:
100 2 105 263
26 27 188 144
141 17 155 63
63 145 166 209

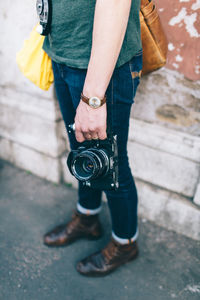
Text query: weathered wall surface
155 0 200 81
133 68 200 136
0 0 200 240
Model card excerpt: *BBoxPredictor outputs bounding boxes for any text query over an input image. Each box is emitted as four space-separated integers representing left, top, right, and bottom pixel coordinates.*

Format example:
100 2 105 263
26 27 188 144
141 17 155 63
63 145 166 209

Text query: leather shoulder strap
140 0 151 9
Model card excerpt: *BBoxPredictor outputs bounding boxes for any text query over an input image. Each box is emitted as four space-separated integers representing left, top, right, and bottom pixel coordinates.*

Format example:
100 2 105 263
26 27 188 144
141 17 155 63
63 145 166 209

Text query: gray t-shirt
43 0 142 68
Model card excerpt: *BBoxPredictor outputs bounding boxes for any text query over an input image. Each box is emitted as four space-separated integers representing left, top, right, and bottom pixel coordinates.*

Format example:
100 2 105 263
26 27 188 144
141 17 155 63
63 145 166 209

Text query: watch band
81 92 106 107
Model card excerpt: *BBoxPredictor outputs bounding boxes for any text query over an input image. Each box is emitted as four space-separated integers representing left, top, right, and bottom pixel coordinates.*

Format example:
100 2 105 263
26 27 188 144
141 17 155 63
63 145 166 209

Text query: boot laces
102 240 121 264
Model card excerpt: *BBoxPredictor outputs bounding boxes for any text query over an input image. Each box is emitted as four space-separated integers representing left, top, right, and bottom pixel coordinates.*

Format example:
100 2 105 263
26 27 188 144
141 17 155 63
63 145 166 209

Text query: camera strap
106 110 113 139
106 79 114 139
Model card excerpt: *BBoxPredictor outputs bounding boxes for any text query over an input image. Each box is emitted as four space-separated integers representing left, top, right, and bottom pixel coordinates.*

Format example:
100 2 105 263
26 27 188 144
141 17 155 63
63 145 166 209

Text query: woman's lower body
44 50 143 276
50 50 142 243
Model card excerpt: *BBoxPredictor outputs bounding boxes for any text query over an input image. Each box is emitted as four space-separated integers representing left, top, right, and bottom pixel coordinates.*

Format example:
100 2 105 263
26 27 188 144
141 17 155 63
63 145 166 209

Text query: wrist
82 85 106 100
81 92 106 109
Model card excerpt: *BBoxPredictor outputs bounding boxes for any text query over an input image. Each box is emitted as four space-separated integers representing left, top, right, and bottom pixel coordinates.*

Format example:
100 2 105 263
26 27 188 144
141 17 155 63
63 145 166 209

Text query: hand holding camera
66 91 119 190
74 95 107 143
67 123 118 191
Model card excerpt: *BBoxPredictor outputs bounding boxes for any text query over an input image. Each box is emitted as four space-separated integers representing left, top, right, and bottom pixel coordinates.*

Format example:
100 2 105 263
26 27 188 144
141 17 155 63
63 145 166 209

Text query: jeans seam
111 76 114 106
111 76 114 130
60 64 64 79
128 62 134 100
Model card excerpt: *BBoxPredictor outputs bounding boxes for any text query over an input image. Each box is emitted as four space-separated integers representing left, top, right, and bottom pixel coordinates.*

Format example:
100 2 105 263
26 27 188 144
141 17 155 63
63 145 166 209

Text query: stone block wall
0 0 200 240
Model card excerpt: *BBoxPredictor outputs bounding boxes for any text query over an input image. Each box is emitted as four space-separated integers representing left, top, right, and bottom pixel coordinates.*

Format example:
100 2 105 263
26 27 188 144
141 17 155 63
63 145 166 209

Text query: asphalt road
0 160 199 300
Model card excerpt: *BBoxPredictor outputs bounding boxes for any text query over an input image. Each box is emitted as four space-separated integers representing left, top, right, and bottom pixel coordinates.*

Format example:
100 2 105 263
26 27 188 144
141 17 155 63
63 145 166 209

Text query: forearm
83 0 132 99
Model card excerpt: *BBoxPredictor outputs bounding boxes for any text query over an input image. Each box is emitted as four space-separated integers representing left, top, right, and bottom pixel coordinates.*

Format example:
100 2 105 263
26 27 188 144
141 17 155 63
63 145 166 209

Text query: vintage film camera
36 0 52 36
66 124 119 191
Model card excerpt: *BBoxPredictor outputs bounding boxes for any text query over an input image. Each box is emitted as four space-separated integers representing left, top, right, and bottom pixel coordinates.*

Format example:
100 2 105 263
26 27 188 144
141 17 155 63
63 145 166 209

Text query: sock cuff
77 203 102 215
112 229 139 245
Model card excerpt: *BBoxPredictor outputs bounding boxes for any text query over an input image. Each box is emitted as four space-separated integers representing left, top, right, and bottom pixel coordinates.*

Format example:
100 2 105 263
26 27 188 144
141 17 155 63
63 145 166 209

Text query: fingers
96 125 107 140
88 125 107 140
97 130 107 140
75 129 85 143
75 125 107 142
84 133 92 140
74 101 107 142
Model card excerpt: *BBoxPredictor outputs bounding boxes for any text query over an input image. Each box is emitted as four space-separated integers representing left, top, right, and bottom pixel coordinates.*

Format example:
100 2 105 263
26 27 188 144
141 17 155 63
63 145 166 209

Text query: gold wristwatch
81 92 106 109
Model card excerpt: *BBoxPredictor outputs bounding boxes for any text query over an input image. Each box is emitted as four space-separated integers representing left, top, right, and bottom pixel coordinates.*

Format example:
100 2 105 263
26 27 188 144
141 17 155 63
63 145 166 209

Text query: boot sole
43 232 103 248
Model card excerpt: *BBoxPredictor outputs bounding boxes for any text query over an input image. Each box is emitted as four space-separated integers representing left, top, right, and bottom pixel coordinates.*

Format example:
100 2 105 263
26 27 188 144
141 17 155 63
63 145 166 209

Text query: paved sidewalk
0 159 199 300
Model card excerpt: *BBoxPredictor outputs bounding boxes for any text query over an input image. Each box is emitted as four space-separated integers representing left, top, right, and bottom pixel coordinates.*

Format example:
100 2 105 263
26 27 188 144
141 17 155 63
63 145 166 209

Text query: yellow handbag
16 25 54 91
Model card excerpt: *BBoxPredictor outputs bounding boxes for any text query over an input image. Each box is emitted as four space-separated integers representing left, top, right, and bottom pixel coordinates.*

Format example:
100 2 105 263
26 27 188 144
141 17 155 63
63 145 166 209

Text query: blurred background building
0 0 200 240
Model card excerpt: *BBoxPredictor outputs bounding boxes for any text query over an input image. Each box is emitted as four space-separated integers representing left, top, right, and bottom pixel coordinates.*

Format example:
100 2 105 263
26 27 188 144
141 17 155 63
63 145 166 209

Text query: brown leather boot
76 238 138 276
43 210 102 247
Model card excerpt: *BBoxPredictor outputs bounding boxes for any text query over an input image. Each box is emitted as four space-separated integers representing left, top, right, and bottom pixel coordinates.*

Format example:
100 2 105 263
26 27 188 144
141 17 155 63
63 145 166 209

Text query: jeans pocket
128 50 143 99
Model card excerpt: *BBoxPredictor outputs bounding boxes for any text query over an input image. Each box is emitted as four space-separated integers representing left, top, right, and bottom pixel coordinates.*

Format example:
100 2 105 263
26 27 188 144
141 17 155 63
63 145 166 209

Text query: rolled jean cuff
77 203 102 215
112 228 139 245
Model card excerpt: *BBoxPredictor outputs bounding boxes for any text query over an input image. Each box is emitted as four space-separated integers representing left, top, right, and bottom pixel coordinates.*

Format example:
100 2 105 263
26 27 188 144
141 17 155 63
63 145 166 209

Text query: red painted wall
155 0 200 81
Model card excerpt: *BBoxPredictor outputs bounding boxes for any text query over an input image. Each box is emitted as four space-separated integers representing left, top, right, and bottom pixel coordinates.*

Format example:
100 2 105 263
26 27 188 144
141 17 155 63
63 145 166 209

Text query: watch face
89 97 101 108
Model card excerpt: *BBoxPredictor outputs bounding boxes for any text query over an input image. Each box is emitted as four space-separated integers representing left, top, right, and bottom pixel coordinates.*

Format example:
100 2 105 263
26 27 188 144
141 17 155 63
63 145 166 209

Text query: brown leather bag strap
140 0 168 75
140 0 151 9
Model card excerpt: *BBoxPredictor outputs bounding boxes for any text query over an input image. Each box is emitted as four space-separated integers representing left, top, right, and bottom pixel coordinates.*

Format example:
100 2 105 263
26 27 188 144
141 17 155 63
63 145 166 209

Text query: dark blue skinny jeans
52 50 143 241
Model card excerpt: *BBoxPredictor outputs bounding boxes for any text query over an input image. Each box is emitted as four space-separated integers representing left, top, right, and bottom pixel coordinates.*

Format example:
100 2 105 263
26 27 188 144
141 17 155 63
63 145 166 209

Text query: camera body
36 0 52 36
66 125 119 190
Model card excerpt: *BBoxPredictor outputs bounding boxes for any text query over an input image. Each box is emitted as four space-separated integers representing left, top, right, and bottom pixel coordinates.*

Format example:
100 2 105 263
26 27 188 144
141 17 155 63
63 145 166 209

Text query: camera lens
71 149 109 181
36 0 44 15
82 158 94 173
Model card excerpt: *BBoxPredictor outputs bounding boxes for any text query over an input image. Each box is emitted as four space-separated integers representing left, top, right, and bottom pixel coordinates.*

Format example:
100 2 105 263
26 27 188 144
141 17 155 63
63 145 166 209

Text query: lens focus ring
36 0 43 15
71 148 109 181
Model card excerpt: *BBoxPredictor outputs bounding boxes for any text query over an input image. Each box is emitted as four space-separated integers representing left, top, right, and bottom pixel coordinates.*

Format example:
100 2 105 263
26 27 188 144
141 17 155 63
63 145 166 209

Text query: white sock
77 203 102 215
112 229 139 245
